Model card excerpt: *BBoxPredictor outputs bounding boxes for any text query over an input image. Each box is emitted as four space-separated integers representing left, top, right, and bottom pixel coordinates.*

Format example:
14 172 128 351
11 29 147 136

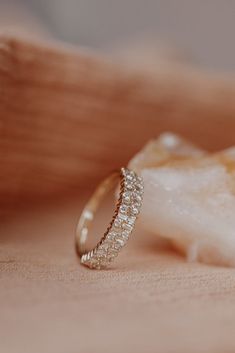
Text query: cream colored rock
129 133 235 267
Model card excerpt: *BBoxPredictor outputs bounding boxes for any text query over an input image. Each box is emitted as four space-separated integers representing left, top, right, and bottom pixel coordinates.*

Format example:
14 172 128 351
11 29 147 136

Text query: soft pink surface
1 194 235 353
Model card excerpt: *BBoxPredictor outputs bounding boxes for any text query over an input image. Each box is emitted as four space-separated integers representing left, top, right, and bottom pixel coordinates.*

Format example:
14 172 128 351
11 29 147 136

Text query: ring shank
75 171 121 256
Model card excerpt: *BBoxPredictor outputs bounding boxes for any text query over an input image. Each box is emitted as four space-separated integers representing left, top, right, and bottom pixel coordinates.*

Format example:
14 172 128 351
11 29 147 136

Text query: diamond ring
75 168 144 269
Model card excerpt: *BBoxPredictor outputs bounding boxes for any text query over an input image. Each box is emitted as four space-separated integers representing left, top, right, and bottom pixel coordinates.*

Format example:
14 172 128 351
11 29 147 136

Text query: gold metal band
75 167 144 269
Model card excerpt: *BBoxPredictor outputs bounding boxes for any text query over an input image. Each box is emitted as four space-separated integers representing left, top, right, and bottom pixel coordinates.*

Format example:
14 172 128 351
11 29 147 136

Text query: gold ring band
75 167 144 269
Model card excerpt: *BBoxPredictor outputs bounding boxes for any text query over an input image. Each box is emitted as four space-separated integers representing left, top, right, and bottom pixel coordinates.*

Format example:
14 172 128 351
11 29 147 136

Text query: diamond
121 230 130 239
123 195 131 204
134 201 141 209
131 206 139 215
118 213 128 221
126 174 134 181
113 219 122 228
134 194 142 203
122 222 132 231
99 242 109 251
120 204 128 214
89 257 99 266
113 242 122 250
127 216 136 225
125 183 133 191
115 238 125 247
123 191 132 203
136 183 144 191
107 249 118 258
135 188 144 195
95 248 106 257
123 191 131 198
107 231 117 240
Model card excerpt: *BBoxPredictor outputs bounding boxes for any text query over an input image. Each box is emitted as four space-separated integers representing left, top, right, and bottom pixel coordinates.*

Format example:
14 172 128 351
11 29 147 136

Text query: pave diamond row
80 168 143 269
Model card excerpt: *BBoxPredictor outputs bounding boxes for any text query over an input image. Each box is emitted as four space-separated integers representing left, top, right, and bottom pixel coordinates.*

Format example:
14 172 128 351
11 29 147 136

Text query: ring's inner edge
75 171 121 256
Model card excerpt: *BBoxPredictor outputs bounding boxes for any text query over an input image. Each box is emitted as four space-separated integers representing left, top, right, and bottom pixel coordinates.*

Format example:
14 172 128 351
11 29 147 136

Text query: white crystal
128 132 235 267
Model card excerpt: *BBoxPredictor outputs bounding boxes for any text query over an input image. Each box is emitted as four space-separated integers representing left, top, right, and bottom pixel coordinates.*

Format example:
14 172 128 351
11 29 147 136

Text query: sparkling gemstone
123 195 131 203
107 231 117 240
113 242 122 250
120 204 128 214
122 222 132 231
114 219 122 228
135 187 144 195
127 216 136 225
95 248 106 257
133 201 141 209
134 194 142 203
131 206 139 215
108 248 118 257
126 174 134 181
123 191 130 197
136 183 144 191
99 242 109 251
123 191 132 201
89 257 98 266
115 238 125 247
106 256 114 263
125 183 133 191
121 230 130 239
118 213 128 221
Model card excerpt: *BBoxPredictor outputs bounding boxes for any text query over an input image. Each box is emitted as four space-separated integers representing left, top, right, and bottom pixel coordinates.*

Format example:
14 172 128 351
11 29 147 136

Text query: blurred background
1 0 235 72
2 0 235 217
